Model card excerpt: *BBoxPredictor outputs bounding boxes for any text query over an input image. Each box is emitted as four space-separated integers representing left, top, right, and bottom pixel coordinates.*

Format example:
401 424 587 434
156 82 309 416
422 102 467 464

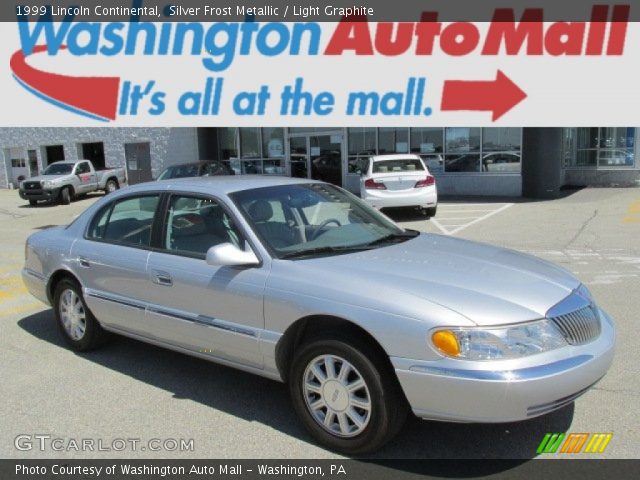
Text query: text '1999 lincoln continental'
22 176 615 454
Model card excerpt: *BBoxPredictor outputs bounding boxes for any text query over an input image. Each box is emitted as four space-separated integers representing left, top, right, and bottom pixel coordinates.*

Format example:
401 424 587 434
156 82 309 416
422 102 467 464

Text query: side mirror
206 243 259 267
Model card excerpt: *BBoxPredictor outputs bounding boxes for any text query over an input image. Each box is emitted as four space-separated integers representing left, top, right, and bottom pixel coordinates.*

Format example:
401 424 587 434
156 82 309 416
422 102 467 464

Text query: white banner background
1 21 639 126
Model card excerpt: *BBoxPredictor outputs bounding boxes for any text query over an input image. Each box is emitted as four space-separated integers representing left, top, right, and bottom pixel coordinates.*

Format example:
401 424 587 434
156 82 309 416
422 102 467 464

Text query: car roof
50 160 80 165
164 160 223 168
370 154 422 161
132 175 319 195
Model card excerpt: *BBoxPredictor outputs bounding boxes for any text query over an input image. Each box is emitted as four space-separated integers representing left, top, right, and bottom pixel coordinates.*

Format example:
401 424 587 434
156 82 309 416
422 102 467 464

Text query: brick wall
0 128 198 188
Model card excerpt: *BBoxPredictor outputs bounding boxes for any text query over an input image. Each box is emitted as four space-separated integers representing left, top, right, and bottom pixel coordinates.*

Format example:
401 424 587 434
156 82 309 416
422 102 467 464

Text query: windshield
157 164 200 180
42 163 73 175
372 158 425 173
231 183 416 259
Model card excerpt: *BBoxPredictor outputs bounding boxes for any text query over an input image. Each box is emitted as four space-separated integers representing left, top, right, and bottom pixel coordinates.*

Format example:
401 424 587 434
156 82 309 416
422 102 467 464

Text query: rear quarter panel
25 227 79 301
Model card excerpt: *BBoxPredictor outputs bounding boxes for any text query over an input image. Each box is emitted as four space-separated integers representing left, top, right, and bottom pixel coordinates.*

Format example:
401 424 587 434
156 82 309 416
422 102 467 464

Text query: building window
598 127 634 167
347 128 376 173
262 128 284 158
564 128 635 168
239 127 262 174
481 128 522 173
218 128 238 161
344 127 522 175
240 128 260 159
11 158 26 168
444 128 481 172
410 128 443 154
378 128 409 154
289 127 340 133
410 128 444 173
218 127 286 175
262 127 285 175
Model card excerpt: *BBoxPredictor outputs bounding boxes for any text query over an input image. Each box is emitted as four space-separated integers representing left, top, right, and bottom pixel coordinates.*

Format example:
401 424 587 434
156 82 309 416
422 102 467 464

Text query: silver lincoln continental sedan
22 176 615 454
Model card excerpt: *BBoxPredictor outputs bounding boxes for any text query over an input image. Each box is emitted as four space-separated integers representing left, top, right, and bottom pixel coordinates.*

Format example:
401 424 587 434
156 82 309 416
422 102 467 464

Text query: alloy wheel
59 288 87 341
302 354 372 438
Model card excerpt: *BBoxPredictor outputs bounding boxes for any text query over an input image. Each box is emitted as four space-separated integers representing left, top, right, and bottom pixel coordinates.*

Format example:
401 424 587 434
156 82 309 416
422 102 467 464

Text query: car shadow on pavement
18 310 574 464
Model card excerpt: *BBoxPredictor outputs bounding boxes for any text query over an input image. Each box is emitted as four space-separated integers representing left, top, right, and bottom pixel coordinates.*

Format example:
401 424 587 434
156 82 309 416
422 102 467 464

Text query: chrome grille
550 305 601 345
24 181 41 190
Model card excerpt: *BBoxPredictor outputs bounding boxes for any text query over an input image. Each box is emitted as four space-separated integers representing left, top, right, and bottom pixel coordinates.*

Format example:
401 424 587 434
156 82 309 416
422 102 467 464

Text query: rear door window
88 195 160 248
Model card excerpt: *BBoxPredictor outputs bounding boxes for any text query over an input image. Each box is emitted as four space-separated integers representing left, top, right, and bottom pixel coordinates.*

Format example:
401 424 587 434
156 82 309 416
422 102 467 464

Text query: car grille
550 305 601 345
23 181 41 190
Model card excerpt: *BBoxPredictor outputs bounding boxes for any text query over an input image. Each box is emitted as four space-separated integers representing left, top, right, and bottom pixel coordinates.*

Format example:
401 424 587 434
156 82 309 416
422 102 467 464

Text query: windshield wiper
280 245 369 260
361 230 420 247
280 230 420 259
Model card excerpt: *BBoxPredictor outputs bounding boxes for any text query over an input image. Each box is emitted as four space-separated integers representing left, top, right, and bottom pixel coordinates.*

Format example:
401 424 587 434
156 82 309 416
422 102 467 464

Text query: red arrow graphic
10 45 120 121
441 70 527 121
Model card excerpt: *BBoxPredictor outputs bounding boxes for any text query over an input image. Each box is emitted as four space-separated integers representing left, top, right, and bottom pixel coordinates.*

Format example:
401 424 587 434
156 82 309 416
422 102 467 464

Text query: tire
289 336 408 455
60 187 72 205
423 206 437 218
53 278 108 351
29 199 37 206
105 179 119 194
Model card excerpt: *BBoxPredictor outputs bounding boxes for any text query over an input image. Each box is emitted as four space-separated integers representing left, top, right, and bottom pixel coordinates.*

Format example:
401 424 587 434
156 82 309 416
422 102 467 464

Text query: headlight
42 180 54 188
431 319 567 361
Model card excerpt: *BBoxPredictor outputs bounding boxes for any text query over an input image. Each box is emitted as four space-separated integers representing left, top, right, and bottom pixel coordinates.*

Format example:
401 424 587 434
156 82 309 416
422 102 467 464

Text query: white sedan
359 154 438 217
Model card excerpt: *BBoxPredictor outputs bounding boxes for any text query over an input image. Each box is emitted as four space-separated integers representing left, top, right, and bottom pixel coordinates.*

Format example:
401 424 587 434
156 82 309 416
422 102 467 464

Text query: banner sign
0 1 638 126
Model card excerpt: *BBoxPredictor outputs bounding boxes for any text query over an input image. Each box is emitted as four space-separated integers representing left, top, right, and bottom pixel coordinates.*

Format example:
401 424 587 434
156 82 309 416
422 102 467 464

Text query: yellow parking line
0 265 21 274
628 200 640 214
0 287 28 300
0 274 29 301
624 199 640 223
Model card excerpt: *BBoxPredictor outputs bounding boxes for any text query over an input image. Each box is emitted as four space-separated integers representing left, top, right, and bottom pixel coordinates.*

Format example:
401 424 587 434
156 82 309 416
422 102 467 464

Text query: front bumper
392 309 615 423
19 188 60 201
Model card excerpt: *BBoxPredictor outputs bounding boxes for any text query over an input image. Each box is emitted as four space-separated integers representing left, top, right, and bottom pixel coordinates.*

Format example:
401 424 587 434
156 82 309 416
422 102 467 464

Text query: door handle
152 271 173 286
78 256 91 268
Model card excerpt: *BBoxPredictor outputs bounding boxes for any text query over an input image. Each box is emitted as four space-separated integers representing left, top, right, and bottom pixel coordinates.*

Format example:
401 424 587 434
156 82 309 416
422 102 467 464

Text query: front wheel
29 199 37 206
289 337 408 455
53 279 108 351
60 187 72 205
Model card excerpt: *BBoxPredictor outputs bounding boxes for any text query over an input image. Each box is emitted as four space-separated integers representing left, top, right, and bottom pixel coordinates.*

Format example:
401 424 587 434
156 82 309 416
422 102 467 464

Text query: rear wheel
289 336 408 454
60 187 72 205
53 279 108 351
105 179 119 194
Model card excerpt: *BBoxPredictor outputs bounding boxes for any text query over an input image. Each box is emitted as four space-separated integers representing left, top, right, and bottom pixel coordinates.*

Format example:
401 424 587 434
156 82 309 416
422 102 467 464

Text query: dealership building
1 127 638 198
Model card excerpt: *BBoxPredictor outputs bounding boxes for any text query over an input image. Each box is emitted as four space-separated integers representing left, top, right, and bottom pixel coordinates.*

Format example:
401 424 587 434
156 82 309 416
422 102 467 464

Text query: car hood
293 234 580 326
23 175 67 183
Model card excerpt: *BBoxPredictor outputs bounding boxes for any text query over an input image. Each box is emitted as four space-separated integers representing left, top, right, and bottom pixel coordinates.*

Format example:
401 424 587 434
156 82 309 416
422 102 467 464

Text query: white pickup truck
19 160 127 206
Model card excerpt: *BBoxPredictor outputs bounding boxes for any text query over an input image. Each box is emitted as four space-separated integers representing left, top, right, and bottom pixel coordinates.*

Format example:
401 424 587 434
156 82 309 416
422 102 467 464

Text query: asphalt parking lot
1 187 639 459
